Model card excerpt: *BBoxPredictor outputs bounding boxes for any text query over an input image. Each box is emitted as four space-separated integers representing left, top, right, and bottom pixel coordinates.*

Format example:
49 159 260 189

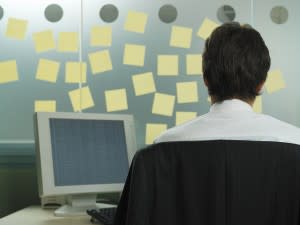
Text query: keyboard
87 207 117 225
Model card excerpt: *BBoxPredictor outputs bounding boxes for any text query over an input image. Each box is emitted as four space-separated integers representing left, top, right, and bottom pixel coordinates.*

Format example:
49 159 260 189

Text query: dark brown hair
202 22 271 102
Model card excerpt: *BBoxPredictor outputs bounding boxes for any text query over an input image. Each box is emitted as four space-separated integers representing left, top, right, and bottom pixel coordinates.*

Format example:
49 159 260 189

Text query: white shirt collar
209 99 253 113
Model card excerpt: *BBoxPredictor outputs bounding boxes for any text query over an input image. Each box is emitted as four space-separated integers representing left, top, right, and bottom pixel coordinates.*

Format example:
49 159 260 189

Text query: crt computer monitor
34 112 137 216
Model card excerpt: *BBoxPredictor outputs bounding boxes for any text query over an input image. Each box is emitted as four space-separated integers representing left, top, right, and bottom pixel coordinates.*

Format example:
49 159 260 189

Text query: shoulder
155 112 300 145
257 114 300 145
154 126 183 143
259 113 300 131
154 115 207 143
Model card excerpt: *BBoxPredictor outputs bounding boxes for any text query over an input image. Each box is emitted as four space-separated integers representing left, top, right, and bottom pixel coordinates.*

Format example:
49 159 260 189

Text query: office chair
114 140 300 225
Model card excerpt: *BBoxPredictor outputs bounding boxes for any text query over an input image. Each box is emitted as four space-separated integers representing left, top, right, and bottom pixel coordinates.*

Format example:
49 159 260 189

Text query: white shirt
155 99 300 145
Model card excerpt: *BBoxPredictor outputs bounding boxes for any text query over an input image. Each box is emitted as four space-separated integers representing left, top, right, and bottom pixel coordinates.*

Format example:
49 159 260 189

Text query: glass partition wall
0 0 299 149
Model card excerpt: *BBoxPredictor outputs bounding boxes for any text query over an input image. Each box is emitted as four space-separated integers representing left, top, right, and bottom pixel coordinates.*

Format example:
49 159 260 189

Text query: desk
0 206 102 225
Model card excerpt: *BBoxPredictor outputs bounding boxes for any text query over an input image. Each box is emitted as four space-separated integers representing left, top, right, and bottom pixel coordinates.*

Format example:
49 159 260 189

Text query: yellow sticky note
0 60 19 83
35 100 56 112
176 82 199 103
170 26 193 49
58 32 78 52
152 93 175 116
123 44 145 66
124 11 148 33
186 54 203 75
68 86 95 112
253 96 262 113
32 30 55 53
105 88 128 112
90 26 112 47
88 50 113 74
157 55 179 76
65 62 87 83
145 123 167 145
176 112 197 125
132 72 156 96
36 59 60 83
265 70 286 94
5 18 28 40
197 18 219 40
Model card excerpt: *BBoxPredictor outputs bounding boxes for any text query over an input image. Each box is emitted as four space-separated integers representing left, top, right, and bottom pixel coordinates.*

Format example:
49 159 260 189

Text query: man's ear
256 81 265 94
204 78 209 87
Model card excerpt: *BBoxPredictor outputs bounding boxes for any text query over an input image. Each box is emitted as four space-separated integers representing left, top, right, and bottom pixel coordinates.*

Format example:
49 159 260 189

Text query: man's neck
210 96 255 106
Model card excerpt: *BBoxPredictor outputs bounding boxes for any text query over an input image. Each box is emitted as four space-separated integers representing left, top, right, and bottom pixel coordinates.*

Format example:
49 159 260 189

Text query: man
155 22 300 145
115 23 300 225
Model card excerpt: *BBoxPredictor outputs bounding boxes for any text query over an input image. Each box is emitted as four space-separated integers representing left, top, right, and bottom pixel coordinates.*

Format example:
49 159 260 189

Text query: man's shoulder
155 125 184 143
155 112 300 145
155 114 208 143
256 113 300 144
260 114 300 131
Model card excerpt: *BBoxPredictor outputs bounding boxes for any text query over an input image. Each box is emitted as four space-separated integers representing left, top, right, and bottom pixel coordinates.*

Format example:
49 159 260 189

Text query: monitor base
54 203 117 217
53 194 116 217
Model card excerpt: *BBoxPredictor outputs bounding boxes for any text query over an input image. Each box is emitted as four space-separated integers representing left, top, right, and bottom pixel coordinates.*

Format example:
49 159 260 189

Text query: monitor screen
34 112 137 216
49 118 129 186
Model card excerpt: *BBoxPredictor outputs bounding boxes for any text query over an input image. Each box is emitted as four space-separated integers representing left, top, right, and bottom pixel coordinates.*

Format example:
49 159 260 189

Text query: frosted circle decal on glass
270 6 288 24
45 4 63 22
0 6 4 20
159 4 177 23
217 5 236 23
99 4 119 23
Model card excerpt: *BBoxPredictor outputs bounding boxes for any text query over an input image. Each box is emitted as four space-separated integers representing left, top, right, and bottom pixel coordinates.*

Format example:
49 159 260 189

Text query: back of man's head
202 22 271 103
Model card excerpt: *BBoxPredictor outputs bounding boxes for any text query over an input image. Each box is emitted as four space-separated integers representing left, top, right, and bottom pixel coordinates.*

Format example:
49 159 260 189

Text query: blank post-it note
5 18 28 40
32 30 55 53
157 55 179 76
152 93 175 116
170 26 193 49
35 100 56 112
123 44 146 66
36 59 60 83
197 18 219 40
145 123 167 145
65 62 87 83
253 96 262 113
176 82 199 103
90 26 112 47
186 54 203 75
105 88 128 112
265 70 286 94
176 112 197 125
124 11 148 33
0 60 19 83
68 86 95 112
58 32 78 52
132 72 156 96
88 50 112 74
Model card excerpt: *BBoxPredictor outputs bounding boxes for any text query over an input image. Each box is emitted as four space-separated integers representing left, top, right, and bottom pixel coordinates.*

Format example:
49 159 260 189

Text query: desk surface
0 206 100 225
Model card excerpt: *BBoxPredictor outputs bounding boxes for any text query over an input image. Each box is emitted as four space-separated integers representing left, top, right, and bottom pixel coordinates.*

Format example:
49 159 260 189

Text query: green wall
0 149 39 218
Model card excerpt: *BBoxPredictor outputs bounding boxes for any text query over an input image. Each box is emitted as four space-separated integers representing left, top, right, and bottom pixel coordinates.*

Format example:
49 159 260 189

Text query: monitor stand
54 194 116 217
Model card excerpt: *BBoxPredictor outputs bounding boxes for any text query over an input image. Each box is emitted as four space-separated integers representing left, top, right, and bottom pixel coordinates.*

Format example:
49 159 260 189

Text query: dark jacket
115 140 300 225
